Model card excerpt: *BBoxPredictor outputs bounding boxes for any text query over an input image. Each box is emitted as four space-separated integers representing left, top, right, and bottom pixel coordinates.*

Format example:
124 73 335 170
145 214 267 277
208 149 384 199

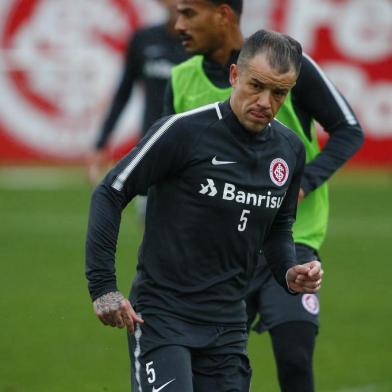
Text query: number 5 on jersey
238 209 250 232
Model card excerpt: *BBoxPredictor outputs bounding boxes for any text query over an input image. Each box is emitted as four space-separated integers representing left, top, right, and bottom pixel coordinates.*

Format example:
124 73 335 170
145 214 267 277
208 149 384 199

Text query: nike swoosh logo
152 378 176 392
212 156 237 165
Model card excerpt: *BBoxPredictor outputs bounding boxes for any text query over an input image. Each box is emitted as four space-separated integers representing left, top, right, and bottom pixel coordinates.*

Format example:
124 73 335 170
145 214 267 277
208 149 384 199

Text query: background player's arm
95 34 143 150
87 33 142 183
295 54 364 197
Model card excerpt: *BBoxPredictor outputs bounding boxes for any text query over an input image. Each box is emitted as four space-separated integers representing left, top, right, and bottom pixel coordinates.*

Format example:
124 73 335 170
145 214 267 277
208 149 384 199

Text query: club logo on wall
0 0 140 159
0 0 390 163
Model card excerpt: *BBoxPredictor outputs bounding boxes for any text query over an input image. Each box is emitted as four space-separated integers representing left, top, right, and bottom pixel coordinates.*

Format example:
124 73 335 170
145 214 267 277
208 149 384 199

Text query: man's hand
298 187 305 202
286 260 323 293
86 149 107 185
93 291 144 334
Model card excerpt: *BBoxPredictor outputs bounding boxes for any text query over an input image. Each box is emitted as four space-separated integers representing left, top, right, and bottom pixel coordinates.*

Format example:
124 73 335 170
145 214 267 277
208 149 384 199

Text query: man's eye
274 91 286 98
180 9 193 17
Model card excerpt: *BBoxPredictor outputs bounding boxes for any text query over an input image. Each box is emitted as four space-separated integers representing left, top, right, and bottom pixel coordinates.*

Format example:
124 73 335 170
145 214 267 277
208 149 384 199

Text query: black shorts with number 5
128 313 251 392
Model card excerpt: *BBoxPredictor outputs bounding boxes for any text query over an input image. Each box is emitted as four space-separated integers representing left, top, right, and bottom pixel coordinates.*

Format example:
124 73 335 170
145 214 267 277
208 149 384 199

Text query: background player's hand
298 187 305 202
93 291 144 334
86 149 106 185
286 260 323 293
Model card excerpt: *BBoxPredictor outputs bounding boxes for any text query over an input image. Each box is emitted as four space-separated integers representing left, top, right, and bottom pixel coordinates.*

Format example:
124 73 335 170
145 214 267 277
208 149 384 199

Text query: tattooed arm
93 291 143 333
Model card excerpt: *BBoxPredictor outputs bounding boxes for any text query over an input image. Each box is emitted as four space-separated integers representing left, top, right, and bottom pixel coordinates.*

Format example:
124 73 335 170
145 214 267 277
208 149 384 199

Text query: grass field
0 166 391 392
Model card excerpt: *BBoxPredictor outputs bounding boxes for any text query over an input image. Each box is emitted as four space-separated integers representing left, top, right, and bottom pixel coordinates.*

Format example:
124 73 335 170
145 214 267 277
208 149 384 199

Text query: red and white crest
0 0 143 160
269 158 289 186
301 294 320 315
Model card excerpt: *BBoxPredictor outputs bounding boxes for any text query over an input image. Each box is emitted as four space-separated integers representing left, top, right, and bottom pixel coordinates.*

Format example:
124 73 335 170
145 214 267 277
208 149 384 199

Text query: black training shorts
128 313 251 391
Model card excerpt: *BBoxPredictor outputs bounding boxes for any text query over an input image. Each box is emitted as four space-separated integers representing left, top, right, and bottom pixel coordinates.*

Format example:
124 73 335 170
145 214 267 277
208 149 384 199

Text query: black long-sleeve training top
86 100 305 326
164 52 364 196
95 23 188 149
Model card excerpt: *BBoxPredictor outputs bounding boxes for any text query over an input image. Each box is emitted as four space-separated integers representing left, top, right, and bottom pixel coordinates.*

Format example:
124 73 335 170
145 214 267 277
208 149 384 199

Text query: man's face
229 53 297 133
175 0 225 54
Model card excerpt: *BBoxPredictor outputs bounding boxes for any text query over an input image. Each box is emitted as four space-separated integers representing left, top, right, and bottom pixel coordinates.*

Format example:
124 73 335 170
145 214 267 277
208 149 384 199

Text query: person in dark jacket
163 1 364 391
85 29 323 391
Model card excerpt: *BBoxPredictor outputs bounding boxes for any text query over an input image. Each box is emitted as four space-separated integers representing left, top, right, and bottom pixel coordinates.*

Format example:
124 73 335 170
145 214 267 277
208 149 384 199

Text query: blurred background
0 0 391 391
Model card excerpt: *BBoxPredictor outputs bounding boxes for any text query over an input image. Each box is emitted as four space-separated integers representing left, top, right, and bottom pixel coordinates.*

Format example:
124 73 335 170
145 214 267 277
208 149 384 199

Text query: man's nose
175 15 185 32
256 90 272 108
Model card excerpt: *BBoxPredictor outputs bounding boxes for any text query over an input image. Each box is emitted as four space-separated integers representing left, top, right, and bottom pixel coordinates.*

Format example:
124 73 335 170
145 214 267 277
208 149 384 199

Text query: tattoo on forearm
94 291 124 314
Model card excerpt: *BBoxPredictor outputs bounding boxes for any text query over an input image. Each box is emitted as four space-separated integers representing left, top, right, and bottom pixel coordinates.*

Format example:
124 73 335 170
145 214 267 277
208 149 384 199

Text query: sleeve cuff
300 176 313 196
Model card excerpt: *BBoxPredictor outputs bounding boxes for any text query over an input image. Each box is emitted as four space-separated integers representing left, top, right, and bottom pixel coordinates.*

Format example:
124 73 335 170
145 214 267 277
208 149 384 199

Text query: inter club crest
301 294 320 315
269 158 289 186
0 0 141 159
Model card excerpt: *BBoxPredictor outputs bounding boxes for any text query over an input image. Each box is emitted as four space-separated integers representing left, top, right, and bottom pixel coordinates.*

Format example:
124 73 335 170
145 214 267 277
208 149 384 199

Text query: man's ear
229 63 239 87
217 4 236 26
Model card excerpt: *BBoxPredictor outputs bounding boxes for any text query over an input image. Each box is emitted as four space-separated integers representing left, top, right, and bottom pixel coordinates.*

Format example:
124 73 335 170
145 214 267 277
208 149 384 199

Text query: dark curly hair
207 0 243 17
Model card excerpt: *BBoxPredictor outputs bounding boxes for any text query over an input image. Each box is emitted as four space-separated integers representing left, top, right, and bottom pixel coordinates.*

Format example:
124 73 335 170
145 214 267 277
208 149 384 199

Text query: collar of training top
219 100 273 143
203 49 240 71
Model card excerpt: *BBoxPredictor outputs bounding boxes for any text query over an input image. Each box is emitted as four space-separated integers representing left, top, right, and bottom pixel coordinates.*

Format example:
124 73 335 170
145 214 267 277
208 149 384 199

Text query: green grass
0 167 391 391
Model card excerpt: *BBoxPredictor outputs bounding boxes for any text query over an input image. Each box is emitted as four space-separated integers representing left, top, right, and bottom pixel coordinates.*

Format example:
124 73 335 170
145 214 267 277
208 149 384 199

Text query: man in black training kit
86 30 323 391
164 1 364 390
86 0 188 186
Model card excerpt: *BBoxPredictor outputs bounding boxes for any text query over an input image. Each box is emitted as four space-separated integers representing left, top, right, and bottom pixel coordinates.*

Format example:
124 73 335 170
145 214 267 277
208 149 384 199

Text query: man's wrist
90 284 119 302
285 269 297 294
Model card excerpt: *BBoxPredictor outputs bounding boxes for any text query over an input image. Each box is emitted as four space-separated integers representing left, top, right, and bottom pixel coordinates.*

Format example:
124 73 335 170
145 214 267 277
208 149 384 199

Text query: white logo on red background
269 0 392 140
269 158 289 186
301 294 320 315
0 0 142 158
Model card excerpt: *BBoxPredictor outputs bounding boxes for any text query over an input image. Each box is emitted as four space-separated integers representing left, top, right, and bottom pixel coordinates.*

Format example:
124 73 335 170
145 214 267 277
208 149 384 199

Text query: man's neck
208 30 244 66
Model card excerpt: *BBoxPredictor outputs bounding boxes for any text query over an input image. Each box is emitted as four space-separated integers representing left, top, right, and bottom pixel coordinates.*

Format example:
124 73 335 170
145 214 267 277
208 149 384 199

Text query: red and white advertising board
265 0 392 166
0 0 391 165
0 0 145 162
